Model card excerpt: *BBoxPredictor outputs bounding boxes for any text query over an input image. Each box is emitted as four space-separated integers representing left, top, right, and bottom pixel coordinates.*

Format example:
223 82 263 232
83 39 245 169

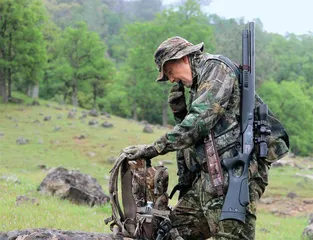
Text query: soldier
122 36 289 240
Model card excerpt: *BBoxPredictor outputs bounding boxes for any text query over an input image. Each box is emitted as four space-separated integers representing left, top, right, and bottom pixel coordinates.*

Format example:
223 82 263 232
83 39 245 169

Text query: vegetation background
0 0 312 239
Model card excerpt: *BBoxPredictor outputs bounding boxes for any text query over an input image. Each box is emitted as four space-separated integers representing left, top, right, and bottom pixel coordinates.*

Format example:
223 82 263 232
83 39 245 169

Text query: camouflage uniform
151 37 289 240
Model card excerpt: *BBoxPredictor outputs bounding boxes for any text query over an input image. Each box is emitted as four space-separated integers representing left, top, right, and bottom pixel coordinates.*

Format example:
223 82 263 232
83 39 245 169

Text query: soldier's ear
182 55 189 64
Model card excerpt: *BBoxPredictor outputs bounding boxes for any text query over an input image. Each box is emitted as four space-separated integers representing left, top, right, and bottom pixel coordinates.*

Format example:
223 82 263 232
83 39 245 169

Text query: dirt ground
258 196 313 217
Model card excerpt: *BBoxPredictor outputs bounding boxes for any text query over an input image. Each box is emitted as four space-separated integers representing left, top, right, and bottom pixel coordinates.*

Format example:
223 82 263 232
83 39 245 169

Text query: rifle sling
204 130 224 196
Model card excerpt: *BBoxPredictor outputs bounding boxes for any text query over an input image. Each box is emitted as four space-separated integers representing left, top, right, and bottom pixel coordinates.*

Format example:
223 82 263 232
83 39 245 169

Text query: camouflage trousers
169 171 261 240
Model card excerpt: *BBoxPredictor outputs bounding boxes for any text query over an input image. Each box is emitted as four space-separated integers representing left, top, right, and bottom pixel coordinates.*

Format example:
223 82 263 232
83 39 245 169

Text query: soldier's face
163 56 193 87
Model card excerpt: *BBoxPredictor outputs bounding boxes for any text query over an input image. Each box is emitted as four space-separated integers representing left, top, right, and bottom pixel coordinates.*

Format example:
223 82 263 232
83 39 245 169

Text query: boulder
16 137 29 145
143 125 153 133
88 119 98 126
38 167 109 207
101 122 113 128
89 109 99 117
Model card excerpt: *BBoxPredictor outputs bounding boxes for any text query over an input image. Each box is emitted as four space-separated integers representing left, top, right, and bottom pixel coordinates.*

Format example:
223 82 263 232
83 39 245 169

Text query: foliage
258 80 313 156
0 0 47 100
46 22 114 107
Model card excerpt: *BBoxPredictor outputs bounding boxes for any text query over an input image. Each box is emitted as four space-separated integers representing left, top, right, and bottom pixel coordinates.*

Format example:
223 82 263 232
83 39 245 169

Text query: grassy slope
0 93 312 239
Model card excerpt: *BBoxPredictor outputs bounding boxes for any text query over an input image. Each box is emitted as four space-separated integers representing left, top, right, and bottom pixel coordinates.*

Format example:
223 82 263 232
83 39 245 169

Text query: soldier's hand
168 82 187 121
122 144 159 160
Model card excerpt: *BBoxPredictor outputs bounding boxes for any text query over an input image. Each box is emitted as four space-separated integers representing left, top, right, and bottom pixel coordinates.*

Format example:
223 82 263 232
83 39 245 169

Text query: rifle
220 22 271 223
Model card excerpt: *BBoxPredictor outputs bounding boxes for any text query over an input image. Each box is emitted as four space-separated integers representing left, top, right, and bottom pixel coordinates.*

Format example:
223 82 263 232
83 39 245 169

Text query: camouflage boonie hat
154 36 204 82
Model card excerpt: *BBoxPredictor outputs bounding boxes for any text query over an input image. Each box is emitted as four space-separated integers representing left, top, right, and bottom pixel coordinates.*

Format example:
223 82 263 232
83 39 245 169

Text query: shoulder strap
107 153 137 238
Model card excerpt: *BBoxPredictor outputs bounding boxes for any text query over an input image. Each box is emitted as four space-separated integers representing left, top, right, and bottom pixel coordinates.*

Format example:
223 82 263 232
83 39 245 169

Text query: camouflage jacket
153 53 289 191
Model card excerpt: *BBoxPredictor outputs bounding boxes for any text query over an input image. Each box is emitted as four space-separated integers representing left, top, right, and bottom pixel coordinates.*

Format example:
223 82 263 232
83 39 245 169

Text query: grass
0 93 312 239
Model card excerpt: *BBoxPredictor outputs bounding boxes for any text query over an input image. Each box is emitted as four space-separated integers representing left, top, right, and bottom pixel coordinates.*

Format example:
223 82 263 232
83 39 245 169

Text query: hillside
0 95 313 239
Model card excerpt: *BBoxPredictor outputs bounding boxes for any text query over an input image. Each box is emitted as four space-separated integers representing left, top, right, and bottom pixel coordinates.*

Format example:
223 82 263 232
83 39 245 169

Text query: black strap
217 55 241 80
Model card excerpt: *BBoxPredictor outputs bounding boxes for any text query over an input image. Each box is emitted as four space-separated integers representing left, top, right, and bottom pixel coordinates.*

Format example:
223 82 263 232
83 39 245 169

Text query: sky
163 0 313 35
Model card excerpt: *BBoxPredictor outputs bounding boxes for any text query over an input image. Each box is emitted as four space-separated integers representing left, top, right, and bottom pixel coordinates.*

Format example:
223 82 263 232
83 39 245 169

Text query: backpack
105 153 171 240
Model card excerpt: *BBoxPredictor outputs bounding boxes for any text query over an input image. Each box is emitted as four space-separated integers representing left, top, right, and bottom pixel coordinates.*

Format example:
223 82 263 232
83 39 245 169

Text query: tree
53 22 113 107
258 80 313 156
0 0 47 102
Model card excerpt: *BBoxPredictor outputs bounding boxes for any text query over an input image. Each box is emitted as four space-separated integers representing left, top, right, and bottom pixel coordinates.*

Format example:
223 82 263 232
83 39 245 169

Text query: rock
0 133 4 137
287 192 298 199
54 126 61 132
76 134 87 140
158 160 174 165
43 116 51 121
80 112 88 119
38 167 109 206
33 120 40 124
87 152 96 158
89 109 99 117
304 200 313 204
101 122 113 128
0 175 20 184
16 137 29 145
88 119 98 126
0 229 114 240
259 228 270 233
143 125 153 133
37 164 47 170
272 159 302 169
67 111 75 119
259 197 274 204
16 195 39 206
31 100 40 106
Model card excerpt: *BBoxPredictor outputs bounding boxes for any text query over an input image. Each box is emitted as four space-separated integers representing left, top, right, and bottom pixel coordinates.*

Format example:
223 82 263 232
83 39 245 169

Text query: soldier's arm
154 60 237 154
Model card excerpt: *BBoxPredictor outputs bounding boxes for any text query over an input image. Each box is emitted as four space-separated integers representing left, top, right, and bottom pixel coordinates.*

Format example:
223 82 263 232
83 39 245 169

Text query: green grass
256 210 307 240
0 93 312 239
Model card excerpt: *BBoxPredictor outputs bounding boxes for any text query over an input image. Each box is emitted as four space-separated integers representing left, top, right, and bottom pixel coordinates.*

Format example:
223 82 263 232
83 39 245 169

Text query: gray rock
0 175 20 184
101 122 113 128
0 229 113 240
287 192 298 199
16 137 29 145
54 126 61 132
143 125 153 133
38 167 109 206
43 116 51 121
31 100 40 106
80 112 88 119
68 111 75 119
16 195 39 206
88 119 98 126
89 109 99 117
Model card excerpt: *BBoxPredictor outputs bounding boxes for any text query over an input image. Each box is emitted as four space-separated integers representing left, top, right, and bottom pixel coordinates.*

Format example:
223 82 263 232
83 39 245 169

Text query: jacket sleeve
154 60 237 154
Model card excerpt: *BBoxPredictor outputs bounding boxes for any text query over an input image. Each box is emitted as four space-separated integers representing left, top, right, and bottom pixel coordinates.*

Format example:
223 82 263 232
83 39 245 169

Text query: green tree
258 80 313 156
0 0 47 102
53 22 113 107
